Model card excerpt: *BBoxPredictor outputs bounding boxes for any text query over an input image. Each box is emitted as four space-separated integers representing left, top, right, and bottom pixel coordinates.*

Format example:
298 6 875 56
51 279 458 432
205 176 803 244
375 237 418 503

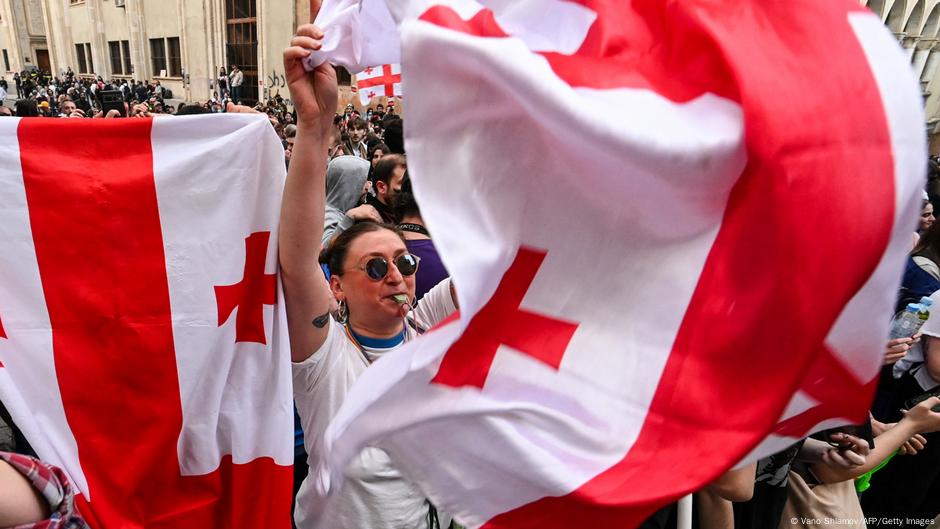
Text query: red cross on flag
355 63 402 105
312 0 926 527
0 115 294 528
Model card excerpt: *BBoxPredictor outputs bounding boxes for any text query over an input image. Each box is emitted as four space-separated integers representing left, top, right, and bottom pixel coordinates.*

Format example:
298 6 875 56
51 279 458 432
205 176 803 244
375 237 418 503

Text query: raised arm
279 22 338 362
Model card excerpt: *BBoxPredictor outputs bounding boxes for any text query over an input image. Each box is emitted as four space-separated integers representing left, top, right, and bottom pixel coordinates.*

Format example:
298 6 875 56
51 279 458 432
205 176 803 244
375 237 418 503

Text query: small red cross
215 231 277 344
357 65 401 99
363 67 374 75
432 246 579 389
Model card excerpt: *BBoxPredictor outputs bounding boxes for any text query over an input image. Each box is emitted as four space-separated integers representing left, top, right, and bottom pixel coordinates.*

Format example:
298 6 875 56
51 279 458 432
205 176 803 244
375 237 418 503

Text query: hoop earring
337 299 348 324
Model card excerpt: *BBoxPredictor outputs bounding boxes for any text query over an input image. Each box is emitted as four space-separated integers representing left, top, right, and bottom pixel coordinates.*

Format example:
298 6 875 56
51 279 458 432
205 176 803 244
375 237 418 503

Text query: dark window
225 0 258 101
109 41 122 74
150 38 166 76
336 67 351 86
2 49 9 71
226 0 256 19
121 40 132 75
85 43 93 73
167 37 181 77
75 43 87 73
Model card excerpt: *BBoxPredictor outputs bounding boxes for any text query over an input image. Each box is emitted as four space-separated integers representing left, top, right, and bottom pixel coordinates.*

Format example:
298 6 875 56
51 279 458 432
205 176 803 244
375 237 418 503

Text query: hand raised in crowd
346 204 382 223
884 336 914 365
283 19 337 131
131 103 151 118
820 433 869 469
872 417 928 455
66 109 85 118
93 109 122 119
901 396 940 433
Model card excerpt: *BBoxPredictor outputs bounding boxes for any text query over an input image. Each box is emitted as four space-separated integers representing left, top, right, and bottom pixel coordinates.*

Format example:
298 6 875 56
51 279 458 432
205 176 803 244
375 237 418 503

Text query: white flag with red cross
355 63 402 105
310 0 926 527
0 115 294 528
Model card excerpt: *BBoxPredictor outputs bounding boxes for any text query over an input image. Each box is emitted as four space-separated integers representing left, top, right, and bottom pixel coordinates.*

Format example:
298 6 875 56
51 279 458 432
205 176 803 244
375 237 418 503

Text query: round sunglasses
349 253 421 281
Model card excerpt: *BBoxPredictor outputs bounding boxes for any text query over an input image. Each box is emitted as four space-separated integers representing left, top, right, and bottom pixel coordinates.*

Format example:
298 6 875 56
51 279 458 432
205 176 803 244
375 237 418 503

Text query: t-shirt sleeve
291 317 342 395
412 277 457 329
921 290 940 338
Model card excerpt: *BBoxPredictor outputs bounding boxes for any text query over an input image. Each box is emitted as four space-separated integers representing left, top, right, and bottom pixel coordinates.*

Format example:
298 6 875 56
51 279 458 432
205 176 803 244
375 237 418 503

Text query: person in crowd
393 177 449 300
0 104 12 117
366 154 406 223
15 99 38 117
367 141 389 171
344 116 369 158
0 451 89 528
383 117 405 154
230 65 244 103
217 68 230 98
328 127 348 159
321 155 378 246
279 23 458 529
863 287 940 524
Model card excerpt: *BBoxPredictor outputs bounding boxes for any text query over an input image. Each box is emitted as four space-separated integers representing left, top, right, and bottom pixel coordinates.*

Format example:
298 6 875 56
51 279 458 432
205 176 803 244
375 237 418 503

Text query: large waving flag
0 115 294 528
311 0 927 528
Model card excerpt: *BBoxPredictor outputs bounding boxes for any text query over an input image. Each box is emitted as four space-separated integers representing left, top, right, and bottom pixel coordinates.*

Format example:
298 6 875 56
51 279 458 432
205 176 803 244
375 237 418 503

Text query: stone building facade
0 0 310 103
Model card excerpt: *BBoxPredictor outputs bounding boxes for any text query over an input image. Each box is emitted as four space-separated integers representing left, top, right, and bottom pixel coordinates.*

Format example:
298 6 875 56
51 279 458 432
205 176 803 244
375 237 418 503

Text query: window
75 43 87 73
225 0 258 101
2 49 9 72
226 0 256 20
69 0 85 4
85 43 93 73
167 37 181 77
121 40 132 74
150 38 166 76
109 41 122 74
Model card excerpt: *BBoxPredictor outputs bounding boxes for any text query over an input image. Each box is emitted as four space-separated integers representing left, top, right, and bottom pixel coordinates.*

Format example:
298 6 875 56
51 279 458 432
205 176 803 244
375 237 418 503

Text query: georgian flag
355 63 403 104
308 0 926 527
0 115 294 528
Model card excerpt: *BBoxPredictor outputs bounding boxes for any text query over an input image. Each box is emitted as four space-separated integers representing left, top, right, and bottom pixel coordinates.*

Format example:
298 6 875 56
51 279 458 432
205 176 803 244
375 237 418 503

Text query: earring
337 299 348 324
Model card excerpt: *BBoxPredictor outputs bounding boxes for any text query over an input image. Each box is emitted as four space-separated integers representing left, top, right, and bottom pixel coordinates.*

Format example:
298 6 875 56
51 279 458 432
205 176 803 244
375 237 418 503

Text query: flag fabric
355 63 402 104
304 0 400 73
311 1 927 528
0 115 294 528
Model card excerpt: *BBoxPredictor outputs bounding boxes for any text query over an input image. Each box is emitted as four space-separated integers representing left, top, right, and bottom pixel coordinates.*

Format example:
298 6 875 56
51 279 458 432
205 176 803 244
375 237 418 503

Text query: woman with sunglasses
280 24 457 529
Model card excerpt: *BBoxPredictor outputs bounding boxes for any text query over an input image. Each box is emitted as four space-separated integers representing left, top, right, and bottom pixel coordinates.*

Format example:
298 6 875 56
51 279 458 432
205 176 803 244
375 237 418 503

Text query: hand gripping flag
0 115 294 528
311 0 927 527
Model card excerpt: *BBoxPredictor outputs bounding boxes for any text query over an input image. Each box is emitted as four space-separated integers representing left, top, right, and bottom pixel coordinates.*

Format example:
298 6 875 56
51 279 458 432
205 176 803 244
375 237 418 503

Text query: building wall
0 0 24 75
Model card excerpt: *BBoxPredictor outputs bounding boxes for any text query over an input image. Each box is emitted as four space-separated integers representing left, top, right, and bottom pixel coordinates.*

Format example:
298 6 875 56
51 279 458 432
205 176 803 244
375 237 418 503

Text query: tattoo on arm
312 312 331 328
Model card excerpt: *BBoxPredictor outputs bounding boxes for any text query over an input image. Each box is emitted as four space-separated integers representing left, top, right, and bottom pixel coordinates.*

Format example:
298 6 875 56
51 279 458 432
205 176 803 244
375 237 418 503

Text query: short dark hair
392 177 420 220
368 142 389 160
347 117 367 131
383 118 404 154
14 99 38 117
176 104 210 116
320 221 404 276
373 154 407 185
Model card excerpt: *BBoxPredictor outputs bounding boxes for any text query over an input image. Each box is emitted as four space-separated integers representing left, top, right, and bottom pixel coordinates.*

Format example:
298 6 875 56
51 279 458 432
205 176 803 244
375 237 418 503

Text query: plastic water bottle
889 303 923 339
912 297 934 336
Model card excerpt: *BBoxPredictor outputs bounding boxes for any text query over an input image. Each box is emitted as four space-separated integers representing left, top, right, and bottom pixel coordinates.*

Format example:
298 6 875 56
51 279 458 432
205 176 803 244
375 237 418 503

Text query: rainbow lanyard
344 323 407 364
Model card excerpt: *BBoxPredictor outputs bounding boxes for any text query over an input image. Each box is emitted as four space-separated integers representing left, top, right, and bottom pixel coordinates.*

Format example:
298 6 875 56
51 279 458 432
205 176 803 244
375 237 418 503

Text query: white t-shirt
293 278 456 529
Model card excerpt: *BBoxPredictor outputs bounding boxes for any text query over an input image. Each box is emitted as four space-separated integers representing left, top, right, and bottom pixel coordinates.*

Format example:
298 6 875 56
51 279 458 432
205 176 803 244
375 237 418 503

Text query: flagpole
677 494 693 529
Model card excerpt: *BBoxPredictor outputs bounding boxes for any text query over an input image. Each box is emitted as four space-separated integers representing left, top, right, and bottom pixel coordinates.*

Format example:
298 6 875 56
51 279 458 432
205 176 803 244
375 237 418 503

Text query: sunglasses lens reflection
365 258 389 280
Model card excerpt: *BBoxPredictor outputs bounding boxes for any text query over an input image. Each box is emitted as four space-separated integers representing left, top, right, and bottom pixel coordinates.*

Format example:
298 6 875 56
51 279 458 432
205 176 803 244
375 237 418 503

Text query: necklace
398 223 430 237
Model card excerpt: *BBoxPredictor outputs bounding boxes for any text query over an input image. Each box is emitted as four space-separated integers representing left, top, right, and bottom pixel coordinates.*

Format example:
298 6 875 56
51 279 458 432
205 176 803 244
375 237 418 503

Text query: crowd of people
3 21 940 529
